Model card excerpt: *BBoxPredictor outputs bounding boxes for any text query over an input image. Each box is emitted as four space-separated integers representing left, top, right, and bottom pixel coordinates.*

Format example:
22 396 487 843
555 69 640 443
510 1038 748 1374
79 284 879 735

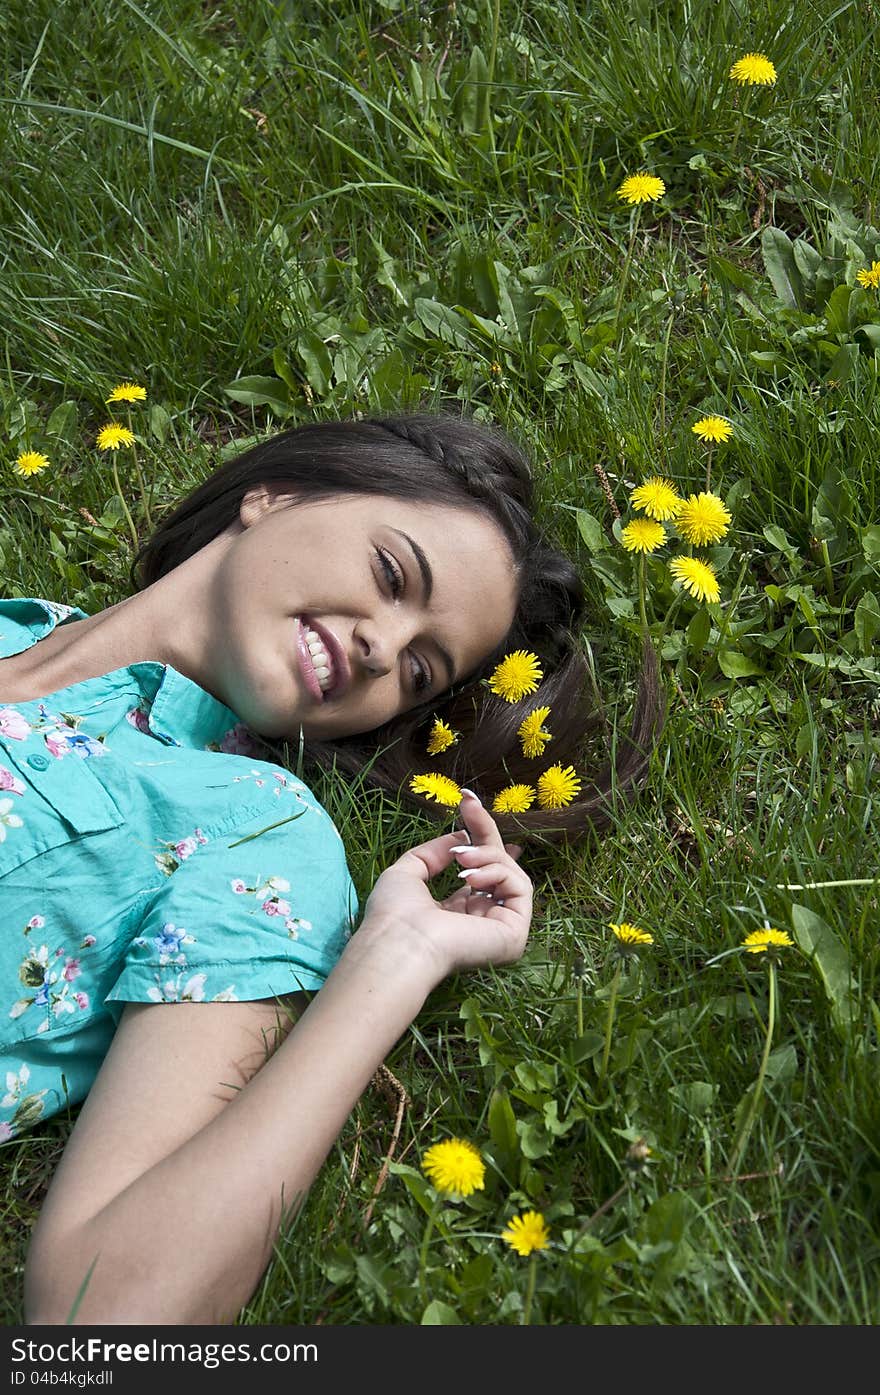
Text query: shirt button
27 754 50 771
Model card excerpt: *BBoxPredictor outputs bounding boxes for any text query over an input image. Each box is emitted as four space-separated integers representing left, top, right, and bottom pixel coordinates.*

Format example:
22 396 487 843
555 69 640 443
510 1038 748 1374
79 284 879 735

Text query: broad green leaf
670 1081 717 1116
854 592 880 654
793 237 822 287
488 1087 519 1170
687 607 711 652
761 227 805 309
223 375 291 414
824 284 852 336
422 1300 461 1325
763 524 800 563
862 525 880 562
414 298 473 351
855 323 880 351
575 509 607 553
457 45 491 136
791 904 857 1034
765 1043 798 1082
46 401 78 442
718 650 764 679
825 342 858 386
294 329 333 395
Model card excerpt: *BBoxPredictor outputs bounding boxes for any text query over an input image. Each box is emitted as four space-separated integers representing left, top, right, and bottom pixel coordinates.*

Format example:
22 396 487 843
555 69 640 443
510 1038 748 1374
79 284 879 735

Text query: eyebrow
388 527 457 687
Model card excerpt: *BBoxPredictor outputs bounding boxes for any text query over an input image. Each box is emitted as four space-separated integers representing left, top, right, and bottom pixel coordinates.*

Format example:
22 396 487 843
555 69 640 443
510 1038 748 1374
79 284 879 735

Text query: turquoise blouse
0 598 358 1140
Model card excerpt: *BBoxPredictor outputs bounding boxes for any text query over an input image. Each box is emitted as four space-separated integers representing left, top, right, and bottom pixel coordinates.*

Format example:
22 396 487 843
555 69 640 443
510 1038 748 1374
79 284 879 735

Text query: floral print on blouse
0 598 358 1141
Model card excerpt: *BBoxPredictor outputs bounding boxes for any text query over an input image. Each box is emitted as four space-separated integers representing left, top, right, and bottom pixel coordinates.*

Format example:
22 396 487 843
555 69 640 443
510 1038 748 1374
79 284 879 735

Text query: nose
353 615 411 678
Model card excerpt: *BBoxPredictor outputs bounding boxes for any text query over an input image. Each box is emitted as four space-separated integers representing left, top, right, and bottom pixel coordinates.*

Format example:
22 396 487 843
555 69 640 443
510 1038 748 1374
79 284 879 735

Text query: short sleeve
104 798 358 1016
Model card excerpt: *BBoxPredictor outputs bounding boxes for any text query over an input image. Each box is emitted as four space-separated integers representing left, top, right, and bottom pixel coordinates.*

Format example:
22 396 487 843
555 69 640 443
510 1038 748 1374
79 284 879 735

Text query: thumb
504 843 524 860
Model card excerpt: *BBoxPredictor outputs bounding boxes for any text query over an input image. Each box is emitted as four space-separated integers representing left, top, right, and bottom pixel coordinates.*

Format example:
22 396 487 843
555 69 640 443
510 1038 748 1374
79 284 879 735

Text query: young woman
0 414 660 1324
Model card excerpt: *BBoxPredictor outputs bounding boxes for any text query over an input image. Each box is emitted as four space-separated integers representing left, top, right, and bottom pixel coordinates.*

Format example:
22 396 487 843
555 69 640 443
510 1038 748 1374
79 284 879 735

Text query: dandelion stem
820 540 835 602
658 307 675 441
613 205 641 336
599 961 622 1079
576 975 584 1038
110 455 139 551
418 1196 443 1309
522 1253 538 1326
705 444 714 492
729 961 777 1173
638 553 649 632
127 408 153 530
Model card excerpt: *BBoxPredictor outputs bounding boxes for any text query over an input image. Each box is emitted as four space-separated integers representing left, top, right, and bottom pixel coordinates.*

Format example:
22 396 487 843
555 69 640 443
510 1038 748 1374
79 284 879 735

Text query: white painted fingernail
450 845 472 854
460 788 481 802
458 869 477 879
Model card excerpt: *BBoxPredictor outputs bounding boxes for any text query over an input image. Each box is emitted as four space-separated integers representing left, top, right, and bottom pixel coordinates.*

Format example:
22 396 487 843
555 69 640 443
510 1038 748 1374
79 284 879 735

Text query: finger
456 789 506 850
456 859 532 904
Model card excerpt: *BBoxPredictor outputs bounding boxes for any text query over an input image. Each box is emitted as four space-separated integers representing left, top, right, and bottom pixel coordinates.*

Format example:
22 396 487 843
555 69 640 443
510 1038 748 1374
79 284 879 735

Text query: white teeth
303 624 334 692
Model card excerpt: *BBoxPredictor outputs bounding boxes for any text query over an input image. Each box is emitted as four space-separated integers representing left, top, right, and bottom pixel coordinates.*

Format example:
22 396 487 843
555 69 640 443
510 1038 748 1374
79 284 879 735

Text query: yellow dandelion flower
742 928 794 954
855 261 880 290
692 416 734 443
106 382 147 405
492 783 537 815
669 556 721 604
487 650 543 703
96 423 135 451
13 451 51 477
426 718 457 755
621 517 667 554
421 1138 486 1197
501 1211 550 1257
630 476 683 521
729 52 777 86
617 172 666 205
610 921 654 947
518 706 552 759
676 492 732 546
536 763 582 809
409 773 462 808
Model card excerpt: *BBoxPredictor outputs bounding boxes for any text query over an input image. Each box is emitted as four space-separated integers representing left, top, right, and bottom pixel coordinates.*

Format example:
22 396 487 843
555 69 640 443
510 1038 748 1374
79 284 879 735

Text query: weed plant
1 0 878 1325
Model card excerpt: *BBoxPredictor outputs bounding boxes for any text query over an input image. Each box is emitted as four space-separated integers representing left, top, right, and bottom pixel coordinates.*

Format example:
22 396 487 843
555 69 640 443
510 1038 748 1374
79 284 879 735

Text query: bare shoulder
30 996 306 1239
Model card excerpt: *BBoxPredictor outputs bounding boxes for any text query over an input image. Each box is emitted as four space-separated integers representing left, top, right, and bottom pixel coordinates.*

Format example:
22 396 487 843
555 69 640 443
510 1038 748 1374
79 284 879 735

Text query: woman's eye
411 661 430 695
376 547 403 598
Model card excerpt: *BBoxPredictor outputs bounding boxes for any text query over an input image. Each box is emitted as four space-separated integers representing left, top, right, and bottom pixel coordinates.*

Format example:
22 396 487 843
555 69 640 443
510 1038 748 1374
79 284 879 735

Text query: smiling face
202 487 519 740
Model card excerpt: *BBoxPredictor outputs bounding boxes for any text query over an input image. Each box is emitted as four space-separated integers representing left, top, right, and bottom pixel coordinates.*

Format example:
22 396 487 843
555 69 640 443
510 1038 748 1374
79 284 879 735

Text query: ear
239 484 299 529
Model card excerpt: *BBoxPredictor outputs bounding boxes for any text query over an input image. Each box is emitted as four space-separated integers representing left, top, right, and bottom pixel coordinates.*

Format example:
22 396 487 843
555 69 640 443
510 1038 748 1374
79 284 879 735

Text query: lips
296 617 350 701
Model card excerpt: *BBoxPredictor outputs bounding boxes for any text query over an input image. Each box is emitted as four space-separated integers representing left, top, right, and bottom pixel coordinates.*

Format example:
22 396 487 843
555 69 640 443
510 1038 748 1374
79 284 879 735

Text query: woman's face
203 488 519 740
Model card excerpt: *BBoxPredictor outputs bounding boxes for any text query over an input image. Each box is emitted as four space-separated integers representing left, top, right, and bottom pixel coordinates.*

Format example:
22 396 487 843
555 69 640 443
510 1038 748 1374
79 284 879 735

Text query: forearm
25 919 434 1326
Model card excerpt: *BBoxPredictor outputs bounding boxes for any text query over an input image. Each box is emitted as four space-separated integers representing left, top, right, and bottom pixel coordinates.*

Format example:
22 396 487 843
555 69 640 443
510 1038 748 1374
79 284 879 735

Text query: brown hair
134 413 663 843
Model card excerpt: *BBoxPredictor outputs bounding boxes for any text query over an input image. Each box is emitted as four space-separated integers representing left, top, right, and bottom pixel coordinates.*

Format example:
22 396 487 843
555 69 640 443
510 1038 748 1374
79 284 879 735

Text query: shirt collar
1 597 246 751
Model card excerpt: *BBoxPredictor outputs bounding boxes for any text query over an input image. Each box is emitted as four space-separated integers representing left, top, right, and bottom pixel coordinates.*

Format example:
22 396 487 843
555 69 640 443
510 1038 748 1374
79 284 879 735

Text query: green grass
1 0 879 1325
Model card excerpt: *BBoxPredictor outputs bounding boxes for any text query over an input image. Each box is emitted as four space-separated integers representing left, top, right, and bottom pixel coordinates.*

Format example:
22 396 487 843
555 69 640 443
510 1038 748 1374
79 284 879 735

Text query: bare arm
24 794 531 1325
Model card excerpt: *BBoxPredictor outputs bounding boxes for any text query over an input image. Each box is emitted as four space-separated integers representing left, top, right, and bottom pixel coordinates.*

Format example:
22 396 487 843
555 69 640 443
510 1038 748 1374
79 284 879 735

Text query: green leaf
761 227 805 310
855 323 880 351
718 650 764 679
763 524 800 563
422 1300 461 1325
575 510 608 554
457 45 491 136
824 284 852 336
687 607 711 652
414 298 473 351
862 525 880 563
765 1043 798 1082
223 375 292 414
791 904 857 1035
854 592 880 654
46 400 78 442
825 342 858 386
488 1087 519 1172
147 404 171 445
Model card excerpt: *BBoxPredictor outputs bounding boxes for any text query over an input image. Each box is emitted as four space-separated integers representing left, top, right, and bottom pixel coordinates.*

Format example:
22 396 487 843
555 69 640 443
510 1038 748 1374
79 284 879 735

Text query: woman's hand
359 790 533 981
